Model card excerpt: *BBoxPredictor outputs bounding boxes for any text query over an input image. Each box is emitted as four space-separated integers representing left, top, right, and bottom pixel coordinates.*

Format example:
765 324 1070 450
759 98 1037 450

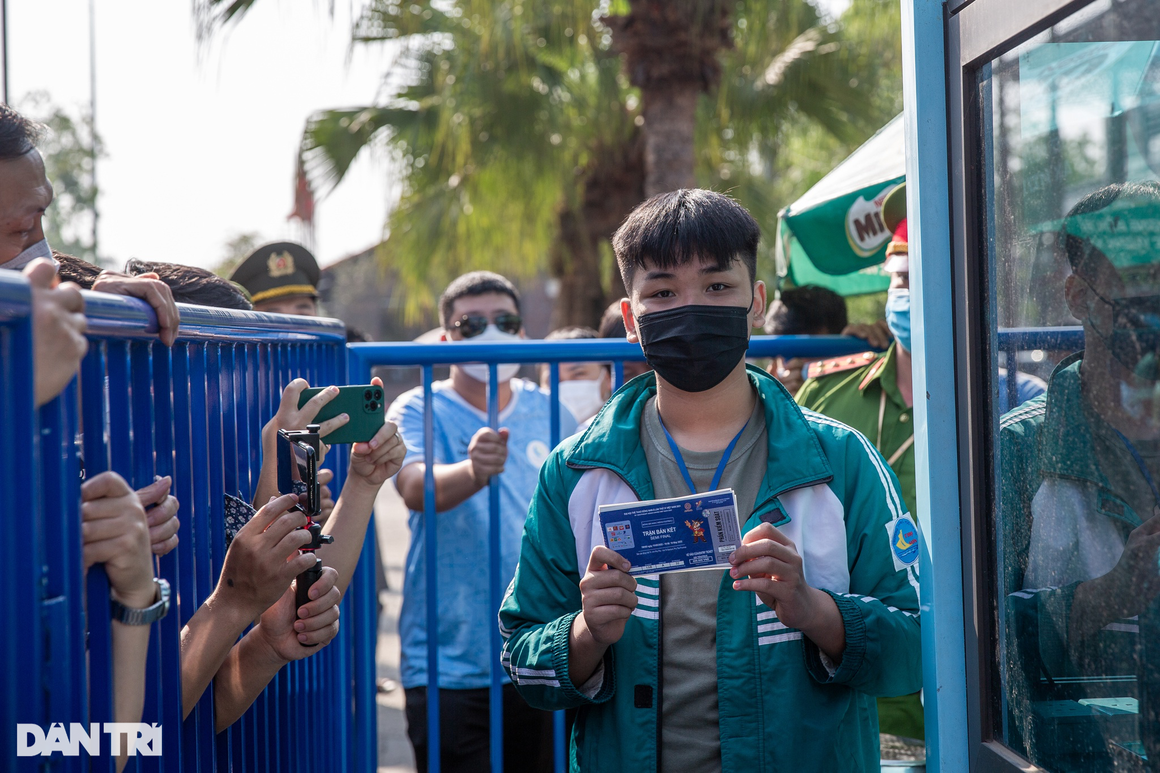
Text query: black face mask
636 304 751 392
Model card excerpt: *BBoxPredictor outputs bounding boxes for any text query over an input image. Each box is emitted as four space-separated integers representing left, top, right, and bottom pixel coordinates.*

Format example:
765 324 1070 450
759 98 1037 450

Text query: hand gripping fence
0 270 373 773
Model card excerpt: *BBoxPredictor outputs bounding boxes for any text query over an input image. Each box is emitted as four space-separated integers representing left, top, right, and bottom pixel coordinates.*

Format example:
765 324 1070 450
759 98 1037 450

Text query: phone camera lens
369 401 379 411
374 389 383 400
364 389 373 400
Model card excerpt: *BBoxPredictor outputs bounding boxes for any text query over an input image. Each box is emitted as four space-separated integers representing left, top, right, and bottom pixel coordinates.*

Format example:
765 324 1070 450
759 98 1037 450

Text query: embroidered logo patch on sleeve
886 514 920 571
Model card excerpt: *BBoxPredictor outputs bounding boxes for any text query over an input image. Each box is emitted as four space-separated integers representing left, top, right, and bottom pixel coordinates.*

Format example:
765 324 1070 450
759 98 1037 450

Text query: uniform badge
885 514 920 571
267 251 296 278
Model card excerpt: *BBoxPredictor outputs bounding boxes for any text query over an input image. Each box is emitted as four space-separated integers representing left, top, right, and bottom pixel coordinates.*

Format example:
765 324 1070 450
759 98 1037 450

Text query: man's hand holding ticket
598 489 742 576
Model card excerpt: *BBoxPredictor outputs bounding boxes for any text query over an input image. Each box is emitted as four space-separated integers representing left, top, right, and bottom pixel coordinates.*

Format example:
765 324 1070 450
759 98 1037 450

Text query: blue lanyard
659 415 749 495
1114 428 1160 510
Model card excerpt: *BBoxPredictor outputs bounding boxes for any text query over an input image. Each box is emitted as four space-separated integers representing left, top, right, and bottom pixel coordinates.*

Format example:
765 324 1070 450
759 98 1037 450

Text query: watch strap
110 578 170 626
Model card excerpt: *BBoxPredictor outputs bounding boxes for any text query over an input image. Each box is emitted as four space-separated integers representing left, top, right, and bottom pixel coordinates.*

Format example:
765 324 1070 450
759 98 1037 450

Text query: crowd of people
10 83 1120 772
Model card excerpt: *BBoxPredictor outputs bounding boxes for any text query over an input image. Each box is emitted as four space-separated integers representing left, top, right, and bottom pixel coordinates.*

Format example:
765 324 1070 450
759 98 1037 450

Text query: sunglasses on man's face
451 313 522 338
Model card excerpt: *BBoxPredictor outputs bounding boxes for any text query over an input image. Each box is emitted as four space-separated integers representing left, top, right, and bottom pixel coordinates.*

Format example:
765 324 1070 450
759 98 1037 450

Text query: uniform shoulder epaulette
803 350 877 381
857 356 890 390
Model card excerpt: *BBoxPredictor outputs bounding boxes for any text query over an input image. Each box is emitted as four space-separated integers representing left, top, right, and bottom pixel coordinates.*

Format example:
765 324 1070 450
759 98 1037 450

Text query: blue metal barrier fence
1 254 1080 773
348 327 1079 773
1 269 377 773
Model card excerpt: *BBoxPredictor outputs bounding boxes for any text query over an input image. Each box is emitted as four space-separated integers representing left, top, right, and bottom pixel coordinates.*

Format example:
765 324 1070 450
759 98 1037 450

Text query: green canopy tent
777 113 905 296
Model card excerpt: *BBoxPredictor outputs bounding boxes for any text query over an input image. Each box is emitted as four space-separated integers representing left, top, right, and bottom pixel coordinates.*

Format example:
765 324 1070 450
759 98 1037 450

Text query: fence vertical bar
346 345 373 773
487 362 503 773
548 363 566 773
80 342 116 773
422 364 441 773
174 341 207 772
130 340 166 773
38 382 85 771
1003 340 1019 414
86 340 131 773
205 342 237 773
0 278 42 773
152 341 185 773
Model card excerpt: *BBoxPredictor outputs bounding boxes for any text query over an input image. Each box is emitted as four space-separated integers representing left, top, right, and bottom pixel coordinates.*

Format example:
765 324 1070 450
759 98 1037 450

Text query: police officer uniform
794 182 924 743
796 345 915 502
229 241 320 306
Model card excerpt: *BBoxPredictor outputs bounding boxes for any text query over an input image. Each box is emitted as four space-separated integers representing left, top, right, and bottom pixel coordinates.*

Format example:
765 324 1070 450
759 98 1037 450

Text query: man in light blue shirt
387 271 576 773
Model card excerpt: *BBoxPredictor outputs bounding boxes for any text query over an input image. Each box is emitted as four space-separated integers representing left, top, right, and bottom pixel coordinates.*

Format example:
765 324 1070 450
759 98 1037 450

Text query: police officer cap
881 183 908 273
229 242 320 305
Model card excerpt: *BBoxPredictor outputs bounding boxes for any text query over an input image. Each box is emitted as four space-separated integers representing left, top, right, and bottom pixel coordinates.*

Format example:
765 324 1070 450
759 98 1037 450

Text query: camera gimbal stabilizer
277 424 334 645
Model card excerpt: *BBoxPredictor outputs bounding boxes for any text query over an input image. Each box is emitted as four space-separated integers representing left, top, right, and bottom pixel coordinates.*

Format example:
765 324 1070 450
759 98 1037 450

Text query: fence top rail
350 328 1084 368
0 269 347 342
996 326 1085 351
351 335 881 366
81 288 347 343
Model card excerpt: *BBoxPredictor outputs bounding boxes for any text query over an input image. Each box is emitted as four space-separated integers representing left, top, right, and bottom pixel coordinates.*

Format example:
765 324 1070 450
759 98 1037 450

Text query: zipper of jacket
568 460 832 773
567 459 666 770
655 580 663 773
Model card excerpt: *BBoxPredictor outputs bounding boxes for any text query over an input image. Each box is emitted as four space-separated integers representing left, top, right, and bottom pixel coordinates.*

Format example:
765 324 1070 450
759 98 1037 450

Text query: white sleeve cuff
576 661 605 699
818 649 839 677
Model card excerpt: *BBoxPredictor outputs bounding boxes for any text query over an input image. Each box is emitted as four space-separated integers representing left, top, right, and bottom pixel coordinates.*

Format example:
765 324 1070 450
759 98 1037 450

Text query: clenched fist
468 426 509 487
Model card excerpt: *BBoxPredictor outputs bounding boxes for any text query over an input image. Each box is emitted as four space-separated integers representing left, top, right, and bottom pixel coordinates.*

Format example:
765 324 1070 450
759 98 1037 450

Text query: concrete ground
374 481 417 773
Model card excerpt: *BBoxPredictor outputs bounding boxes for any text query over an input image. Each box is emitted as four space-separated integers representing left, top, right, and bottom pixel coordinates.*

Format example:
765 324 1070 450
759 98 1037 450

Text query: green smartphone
297 384 386 445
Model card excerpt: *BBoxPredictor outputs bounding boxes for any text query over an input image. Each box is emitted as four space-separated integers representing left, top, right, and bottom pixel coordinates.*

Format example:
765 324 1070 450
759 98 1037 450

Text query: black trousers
404 684 554 773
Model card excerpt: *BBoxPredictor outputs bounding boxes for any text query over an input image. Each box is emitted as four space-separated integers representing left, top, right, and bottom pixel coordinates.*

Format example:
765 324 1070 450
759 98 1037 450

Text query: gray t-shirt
640 393 769 773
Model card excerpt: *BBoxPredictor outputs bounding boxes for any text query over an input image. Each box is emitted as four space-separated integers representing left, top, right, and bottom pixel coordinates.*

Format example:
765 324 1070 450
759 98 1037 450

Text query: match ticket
599 489 742 576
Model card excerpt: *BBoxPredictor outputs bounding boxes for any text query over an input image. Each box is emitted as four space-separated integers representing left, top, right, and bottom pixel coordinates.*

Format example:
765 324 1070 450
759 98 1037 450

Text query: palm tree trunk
550 133 645 328
551 209 607 328
605 0 731 198
642 87 698 196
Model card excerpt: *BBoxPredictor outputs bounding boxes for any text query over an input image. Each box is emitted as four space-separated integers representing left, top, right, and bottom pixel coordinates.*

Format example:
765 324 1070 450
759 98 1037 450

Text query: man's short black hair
764 285 848 336
1060 180 1160 280
540 326 599 380
54 252 103 288
0 104 44 160
126 258 253 311
439 270 521 328
612 189 761 291
545 325 598 341
598 301 627 339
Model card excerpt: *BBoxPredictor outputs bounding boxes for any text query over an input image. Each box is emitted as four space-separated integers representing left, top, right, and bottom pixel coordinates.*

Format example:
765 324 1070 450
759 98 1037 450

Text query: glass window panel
982 2 1160 769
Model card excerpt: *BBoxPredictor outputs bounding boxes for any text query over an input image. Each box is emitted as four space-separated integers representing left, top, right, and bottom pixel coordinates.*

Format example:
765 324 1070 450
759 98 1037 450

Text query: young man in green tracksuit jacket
499 189 923 772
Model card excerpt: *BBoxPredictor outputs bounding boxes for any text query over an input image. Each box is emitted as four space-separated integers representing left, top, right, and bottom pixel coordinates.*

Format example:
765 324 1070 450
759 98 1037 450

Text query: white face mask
457 324 521 383
2 237 53 271
557 378 606 422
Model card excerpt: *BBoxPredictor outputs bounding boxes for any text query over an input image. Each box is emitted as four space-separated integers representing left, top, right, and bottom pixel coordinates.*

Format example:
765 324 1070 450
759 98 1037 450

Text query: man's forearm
567 613 609 687
180 594 257 719
319 479 380 596
400 460 485 513
111 619 151 773
802 588 846 663
212 627 286 733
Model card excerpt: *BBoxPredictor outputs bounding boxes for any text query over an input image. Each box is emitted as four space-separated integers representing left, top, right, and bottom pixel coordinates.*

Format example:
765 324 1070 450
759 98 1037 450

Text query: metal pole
89 0 99 260
487 362 503 773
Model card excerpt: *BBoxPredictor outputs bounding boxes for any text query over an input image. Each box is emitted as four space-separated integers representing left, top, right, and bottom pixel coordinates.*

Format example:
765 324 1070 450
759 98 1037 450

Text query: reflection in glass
983 4 1160 770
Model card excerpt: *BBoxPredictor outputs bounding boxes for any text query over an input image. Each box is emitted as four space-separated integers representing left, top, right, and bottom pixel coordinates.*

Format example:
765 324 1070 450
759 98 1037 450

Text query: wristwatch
110 578 171 626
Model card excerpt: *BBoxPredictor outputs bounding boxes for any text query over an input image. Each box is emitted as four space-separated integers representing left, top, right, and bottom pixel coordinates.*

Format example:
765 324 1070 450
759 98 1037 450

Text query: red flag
289 157 316 226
